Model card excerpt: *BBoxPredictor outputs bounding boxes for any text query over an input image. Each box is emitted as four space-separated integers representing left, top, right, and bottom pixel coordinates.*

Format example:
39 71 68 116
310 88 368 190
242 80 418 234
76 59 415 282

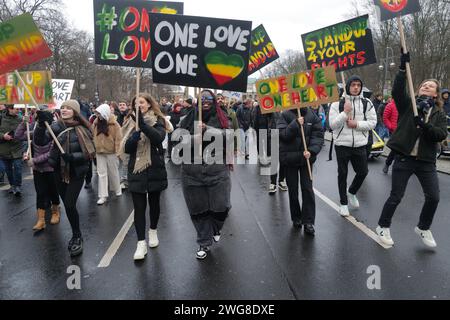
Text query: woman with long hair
49 100 96 257
376 51 448 248
123 93 172 261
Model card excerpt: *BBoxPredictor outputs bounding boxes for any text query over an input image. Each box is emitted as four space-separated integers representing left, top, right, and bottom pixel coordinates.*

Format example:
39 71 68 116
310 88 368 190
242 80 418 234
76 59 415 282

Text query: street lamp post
378 47 396 97
88 57 99 106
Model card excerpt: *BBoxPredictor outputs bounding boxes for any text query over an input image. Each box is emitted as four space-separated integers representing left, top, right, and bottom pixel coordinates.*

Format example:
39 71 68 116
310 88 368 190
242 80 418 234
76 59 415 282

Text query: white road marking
98 211 135 268
313 188 392 250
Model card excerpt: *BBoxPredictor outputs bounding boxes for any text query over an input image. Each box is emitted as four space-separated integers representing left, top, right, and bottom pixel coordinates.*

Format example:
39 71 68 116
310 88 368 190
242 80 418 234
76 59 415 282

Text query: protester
267 112 288 194
329 76 377 217
376 51 447 248
49 100 96 257
178 89 232 260
236 99 253 158
78 100 94 189
0 105 24 196
123 93 171 261
168 101 184 158
116 99 130 127
277 108 324 234
16 106 61 231
382 100 399 174
92 104 123 205
442 89 449 123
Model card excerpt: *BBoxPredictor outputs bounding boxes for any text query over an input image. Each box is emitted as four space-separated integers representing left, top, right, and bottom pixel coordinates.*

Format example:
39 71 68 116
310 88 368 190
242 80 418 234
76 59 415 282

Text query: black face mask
416 96 435 114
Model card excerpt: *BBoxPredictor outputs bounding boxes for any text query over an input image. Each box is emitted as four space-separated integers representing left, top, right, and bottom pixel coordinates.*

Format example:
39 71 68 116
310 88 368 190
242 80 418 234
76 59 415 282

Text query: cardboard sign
94 0 184 68
51 79 75 108
223 91 243 101
256 66 339 114
301 15 377 72
0 71 54 105
373 0 421 21
0 13 52 74
248 24 279 75
150 13 252 92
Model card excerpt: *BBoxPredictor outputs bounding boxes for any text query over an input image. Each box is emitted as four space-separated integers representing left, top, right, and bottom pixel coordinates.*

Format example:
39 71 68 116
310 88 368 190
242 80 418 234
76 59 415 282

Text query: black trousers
34 171 60 210
191 210 229 247
285 165 316 225
132 192 161 241
85 160 93 184
271 165 286 185
379 156 440 230
335 146 369 205
55 173 84 238
386 151 396 167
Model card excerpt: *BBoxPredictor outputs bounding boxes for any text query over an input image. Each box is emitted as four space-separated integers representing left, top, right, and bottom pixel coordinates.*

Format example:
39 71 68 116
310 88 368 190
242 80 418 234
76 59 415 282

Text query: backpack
328 97 370 161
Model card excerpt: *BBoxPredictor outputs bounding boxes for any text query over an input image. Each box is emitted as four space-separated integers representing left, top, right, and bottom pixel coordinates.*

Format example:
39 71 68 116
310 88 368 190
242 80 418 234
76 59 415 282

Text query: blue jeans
0 158 23 187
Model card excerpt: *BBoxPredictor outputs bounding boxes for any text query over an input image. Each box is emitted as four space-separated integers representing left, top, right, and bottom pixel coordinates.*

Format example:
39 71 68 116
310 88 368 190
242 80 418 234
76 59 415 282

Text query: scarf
180 103 229 133
120 111 158 174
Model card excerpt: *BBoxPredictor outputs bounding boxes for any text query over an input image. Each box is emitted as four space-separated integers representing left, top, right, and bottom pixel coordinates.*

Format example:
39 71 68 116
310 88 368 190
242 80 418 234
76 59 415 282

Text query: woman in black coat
49 100 96 257
376 51 447 248
124 93 170 261
277 107 324 235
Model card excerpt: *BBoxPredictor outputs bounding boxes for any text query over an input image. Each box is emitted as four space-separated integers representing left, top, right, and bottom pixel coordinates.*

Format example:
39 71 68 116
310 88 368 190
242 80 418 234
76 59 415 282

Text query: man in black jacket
277 108 324 235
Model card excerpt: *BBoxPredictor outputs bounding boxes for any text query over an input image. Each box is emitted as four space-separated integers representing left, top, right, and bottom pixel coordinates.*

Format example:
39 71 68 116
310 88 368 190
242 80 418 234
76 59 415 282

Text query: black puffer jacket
277 108 324 167
48 120 92 179
125 117 168 194
387 72 447 163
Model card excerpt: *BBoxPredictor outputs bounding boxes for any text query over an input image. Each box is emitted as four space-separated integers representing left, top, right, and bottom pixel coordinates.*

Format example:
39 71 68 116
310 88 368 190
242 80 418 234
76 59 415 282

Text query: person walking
382 100 399 174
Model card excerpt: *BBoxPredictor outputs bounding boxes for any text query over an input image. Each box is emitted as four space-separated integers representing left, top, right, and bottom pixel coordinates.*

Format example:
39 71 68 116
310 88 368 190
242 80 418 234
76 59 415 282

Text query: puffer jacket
93 116 122 155
387 71 447 163
329 75 377 148
277 108 324 167
0 110 22 159
48 120 92 179
383 101 398 134
125 117 168 194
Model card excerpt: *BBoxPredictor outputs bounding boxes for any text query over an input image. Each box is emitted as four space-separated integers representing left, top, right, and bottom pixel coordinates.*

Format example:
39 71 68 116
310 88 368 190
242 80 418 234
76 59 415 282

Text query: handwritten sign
93 0 184 68
256 66 339 114
248 24 279 75
150 13 252 92
373 0 421 21
223 91 243 101
50 79 75 109
301 15 377 72
0 13 52 74
0 71 54 105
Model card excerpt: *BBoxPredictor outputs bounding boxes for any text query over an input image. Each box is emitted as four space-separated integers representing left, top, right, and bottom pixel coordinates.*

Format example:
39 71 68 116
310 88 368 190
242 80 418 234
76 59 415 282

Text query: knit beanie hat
61 100 80 115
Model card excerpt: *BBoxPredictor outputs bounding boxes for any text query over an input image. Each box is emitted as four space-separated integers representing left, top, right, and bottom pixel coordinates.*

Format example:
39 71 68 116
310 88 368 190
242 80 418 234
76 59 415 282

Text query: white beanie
96 104 111 121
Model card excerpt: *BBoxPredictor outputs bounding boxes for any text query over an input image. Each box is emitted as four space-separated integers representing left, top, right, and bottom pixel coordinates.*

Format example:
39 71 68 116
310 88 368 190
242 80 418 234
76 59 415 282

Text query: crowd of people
0 49 449 260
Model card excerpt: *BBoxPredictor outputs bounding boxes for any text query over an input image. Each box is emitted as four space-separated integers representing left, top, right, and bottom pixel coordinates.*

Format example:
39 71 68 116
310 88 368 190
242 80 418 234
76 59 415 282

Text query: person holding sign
277 107 324 234
376 51 447 248
328 76 377 217
48 100 96 257
178 90 232 260
123 94 171 261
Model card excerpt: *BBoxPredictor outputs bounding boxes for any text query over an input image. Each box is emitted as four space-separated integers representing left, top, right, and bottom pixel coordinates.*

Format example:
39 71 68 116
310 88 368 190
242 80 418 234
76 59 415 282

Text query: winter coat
117 111 129 127
0 111 23 159
93 116 122 155
48 120 92 179
329 75 377 148
442 89 450 116
277 108 324 167
236 105 253 131
387 71 447 163
125 117 168 194
383 101 399 134
15 122 54 172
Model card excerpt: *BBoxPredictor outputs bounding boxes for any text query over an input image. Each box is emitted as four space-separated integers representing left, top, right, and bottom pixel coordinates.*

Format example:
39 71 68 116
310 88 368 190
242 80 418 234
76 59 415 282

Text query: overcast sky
63 0 360 54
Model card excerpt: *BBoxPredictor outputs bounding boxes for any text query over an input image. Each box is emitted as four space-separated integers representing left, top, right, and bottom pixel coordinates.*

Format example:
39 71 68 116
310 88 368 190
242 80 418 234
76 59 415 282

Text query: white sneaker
278 181 288 192
269 184 277 194
133 241 148 260
120 183 128 190
116 191 122 197
213 232 221 243
347 192 360 208
415 227 437 248
339 205 350 217
376 226 394 246
97 197 107 205
148 229 159 248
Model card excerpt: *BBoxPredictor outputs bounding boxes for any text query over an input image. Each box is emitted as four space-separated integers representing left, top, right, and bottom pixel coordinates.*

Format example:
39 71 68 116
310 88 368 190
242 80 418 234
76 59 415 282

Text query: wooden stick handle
44 121 65 154
14 70 34 161
198 89 203 158
397 16 418 117
297 109 313 181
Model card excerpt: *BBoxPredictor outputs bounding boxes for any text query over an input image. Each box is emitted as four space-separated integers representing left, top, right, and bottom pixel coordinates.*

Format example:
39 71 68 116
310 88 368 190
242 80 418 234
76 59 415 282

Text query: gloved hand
36 111 54 126
400 48 410 71
61 153 74 163
129 131 141 144
137 110 146 127
414 116 432 130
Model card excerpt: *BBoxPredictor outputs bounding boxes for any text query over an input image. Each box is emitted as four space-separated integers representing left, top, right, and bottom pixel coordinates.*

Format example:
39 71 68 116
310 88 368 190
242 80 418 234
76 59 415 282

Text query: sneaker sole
134 254 147 261
415 228 437 248
196 253 207 260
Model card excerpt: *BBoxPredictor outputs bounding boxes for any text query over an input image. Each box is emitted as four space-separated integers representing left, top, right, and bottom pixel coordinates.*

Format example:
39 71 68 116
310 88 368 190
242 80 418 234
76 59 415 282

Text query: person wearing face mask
48 100 96 257
178 90 232 260
376 51 447 248
93 104 123 205
328 76 377 217
123 93 172 261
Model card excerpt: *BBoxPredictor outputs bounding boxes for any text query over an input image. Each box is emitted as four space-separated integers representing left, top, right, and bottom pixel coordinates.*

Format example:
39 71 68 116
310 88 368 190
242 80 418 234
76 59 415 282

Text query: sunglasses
201 96 214 102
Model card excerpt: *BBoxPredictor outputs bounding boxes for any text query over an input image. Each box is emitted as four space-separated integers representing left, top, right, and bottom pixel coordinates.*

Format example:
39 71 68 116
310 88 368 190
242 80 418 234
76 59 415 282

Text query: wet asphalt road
1 142 449 300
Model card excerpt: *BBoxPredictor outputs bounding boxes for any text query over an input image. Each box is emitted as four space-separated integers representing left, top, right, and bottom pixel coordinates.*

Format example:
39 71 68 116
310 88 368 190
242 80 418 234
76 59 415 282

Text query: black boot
68 237 83 257
303 224 315 236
